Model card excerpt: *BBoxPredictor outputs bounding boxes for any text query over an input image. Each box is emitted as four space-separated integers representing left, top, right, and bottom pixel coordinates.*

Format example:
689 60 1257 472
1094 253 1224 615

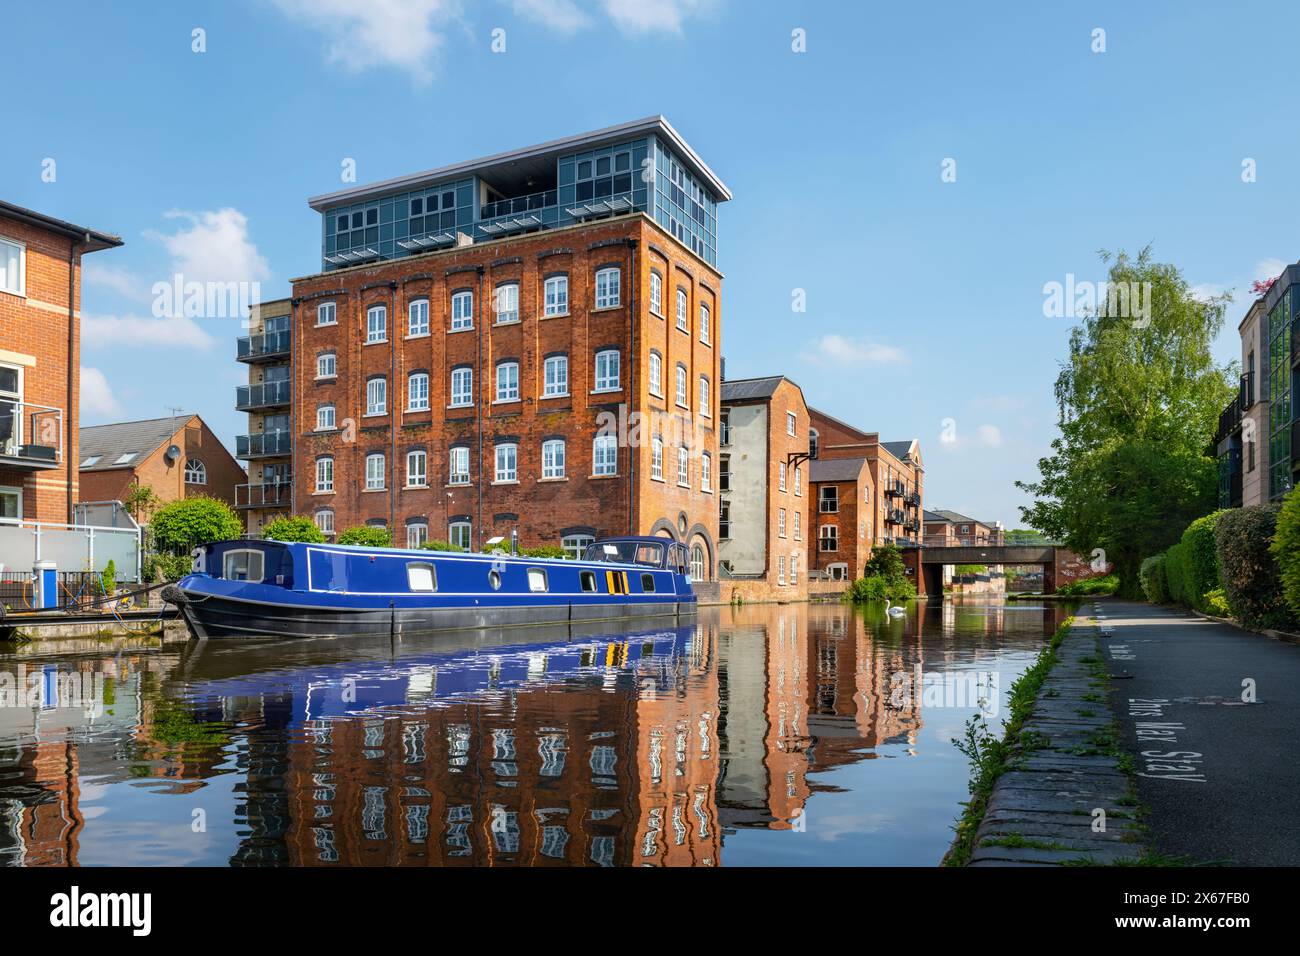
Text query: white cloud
511 0 590 33
601 0 713 33
83 262 152 304
976 424 1003 448
80 367 122 419
82 313 217 351
268 0 457 84
146 208 270 287
801 334 906 366
1190 282 1229 303
1255 258 1286 282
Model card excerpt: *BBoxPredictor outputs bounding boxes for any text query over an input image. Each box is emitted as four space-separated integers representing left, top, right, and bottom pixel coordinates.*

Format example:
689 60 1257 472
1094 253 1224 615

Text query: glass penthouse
311 115 726 271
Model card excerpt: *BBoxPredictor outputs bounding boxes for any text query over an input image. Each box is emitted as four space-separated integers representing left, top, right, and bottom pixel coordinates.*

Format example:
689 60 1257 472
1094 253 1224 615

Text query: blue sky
3 0 1292 527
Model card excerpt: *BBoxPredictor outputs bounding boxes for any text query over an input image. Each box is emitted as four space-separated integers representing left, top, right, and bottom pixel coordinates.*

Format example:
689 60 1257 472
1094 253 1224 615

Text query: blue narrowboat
163 535 697 640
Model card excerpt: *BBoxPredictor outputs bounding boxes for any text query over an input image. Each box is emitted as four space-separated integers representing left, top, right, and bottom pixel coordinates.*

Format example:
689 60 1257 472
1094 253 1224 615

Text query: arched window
184 458 206 485
690 544 706 582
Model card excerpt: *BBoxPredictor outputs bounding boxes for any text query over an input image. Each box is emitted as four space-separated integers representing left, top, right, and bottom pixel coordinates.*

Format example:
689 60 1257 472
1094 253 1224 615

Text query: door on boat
668 543 689 596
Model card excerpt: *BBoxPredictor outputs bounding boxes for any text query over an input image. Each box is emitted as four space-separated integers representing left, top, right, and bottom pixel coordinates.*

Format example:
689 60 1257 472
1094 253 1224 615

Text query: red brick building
718 375 810 600
0 201 122 524
281 118 729 579
808 456 875 581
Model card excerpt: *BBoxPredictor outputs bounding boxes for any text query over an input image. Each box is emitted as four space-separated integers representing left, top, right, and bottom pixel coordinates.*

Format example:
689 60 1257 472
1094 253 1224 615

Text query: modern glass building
310 116 728 272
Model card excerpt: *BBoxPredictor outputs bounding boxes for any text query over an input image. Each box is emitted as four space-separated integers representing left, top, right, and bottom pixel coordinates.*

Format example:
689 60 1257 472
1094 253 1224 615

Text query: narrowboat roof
212 536 679 568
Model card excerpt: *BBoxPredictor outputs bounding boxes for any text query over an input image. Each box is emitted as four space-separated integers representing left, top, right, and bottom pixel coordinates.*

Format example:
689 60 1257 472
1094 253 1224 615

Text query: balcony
1215 394 1243 447
236 430 291 459
236 380 292 411
0 402 62 470
885 508 906 526
904 491 921 508
237 329 291 363
236 480 293 510
884 479 905 499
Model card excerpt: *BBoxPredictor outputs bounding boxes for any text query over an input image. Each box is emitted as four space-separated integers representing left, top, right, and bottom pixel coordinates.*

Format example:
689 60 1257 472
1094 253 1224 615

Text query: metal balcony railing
237 329 291 362
236 480 293 509
236 380 292 410
0 401 63 469
236 430 292 459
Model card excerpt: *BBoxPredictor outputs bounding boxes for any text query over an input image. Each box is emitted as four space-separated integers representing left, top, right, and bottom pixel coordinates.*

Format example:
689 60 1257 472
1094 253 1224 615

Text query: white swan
884 598 906 618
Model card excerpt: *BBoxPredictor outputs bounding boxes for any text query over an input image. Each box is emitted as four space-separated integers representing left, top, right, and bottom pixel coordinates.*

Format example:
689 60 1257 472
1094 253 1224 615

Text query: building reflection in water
0 599 1063 866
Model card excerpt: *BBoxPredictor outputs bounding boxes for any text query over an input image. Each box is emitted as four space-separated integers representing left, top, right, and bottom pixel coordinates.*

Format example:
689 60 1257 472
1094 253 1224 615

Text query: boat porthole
489 570 502 590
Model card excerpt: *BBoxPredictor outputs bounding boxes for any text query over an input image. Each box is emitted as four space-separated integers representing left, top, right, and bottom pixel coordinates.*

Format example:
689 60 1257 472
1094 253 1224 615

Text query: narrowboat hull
165 584 695 640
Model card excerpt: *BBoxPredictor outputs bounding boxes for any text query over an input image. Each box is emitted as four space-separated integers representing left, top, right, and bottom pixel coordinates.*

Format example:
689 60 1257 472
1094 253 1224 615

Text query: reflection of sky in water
0 598 1067 867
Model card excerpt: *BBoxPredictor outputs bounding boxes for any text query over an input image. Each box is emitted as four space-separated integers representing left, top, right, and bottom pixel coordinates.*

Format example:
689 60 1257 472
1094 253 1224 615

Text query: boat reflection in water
0 599 1066 866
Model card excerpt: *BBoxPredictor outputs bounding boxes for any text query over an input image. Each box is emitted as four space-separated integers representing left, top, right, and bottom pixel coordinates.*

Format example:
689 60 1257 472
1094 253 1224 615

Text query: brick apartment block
0 201 122 525
249 118 730 579
718 375 811 600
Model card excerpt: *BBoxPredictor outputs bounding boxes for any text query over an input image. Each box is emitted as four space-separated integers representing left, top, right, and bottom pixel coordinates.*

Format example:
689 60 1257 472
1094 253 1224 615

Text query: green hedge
338 526 393 547
1056 574 1119 597
1216 505 1294 630
1271 489 1300 619
263 515 326 543
1164 541 1189 605
1139 555 1168 603
1182 510 1225 610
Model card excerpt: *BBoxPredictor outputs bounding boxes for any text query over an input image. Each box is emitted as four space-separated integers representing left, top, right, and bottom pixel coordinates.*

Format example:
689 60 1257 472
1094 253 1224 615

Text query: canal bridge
902 537 1090 596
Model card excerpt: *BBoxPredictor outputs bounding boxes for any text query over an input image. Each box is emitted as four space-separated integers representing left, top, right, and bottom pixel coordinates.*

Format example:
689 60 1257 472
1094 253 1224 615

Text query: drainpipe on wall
388 280 398 534
626 238 638 536
67 236 83 523
475 265 485 551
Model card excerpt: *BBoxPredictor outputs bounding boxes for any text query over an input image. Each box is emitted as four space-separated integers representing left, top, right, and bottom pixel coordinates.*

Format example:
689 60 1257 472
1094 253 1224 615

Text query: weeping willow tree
1017 247 1237 597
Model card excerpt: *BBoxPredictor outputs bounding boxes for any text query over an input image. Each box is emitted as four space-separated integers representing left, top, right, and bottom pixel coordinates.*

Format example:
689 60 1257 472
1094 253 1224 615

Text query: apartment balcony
903 491 921 508
236 430 292 460
885 508 906 526
237 329 291 363
236 479 293 510
0 402 62 470
236 380 292 411
884 479 905 499
1215 394 1243 447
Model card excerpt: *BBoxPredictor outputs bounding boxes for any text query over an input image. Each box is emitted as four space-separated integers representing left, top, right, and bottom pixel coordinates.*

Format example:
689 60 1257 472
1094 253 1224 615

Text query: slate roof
882 439 918 461
78 416 188 472
923 510 949 523
720 375 785 403
930 508 983 526
808 457 868 482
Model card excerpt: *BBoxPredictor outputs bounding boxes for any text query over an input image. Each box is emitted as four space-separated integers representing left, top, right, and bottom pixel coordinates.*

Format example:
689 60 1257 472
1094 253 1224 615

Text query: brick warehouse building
0 201 122 525
283 118 729 579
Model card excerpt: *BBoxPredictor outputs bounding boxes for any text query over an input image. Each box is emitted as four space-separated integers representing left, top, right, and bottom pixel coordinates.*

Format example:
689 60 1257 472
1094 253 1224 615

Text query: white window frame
406 449 427 487
406 525 430 551
651 435 664 480
408 298 430 337
494 443 518 483
701 452 712 492
317 352 336 379
699 303 711 344
563 534 594 560
793 511 802 540
779 461 787 492
184 458 206 485
542 439 566 479
676 288 688 331
0 237 27 297
794 464 802 497
595 267 620 309
495 362 520 402
544 275 568 316
542 355 568 397
698 376 711 418
407 372 430 411
366 305 387 343
366 377 387 416
365 453 386 490
820 524 839 552
448 520 471 550
675 365 688 408
494 282 520 324
450 290 473 331
649 352 663 396
0 485 22 524
316 301 336 326
649 272 663 316
450 367 473 407
593 435 618 476
316 404 336 430
594 350 620 392
787 411 797 436
778 554 787 586
315 457 334 493
448 446 470 485
316 510 335 535
677 446 689 486
778 508 787 538
223 549 265 583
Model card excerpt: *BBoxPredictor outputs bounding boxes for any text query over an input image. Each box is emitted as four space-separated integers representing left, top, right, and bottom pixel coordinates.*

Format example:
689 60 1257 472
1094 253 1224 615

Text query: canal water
0 598 1070 866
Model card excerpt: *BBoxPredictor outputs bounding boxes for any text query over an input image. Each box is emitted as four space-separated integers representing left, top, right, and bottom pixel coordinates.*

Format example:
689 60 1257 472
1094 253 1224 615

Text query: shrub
338 525 393 547
1217 505 1295 630
520 544 569 559
1139 555 1168 603
263 516 326 544
1203 587 1230 616
1164 542 1189 606
1181 510 1226 610
150 496 243 554
1057 573 1119 597
845 573 916 604
420 539 465 553
1271 490 1300 619
148 553 194 582
99 559 117 597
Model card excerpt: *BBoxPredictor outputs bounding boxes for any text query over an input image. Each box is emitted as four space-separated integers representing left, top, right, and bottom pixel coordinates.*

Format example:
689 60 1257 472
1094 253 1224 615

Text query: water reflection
0 599 1067 867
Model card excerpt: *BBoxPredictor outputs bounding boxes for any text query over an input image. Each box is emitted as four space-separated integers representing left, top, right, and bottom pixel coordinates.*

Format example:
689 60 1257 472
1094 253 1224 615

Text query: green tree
338 525 393 547
122 482 161 523
150 496 243 554
1017 247 1235 597
263 515 327 543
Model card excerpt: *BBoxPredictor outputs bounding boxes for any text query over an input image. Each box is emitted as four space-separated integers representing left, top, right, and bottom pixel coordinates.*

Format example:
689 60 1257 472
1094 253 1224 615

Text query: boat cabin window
489 569 502 590
407 562 437 592
580 571 598 592
223 549 264 583
668 544 688 575
527 568 548 592
583 540 666 568
641 573 656 593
